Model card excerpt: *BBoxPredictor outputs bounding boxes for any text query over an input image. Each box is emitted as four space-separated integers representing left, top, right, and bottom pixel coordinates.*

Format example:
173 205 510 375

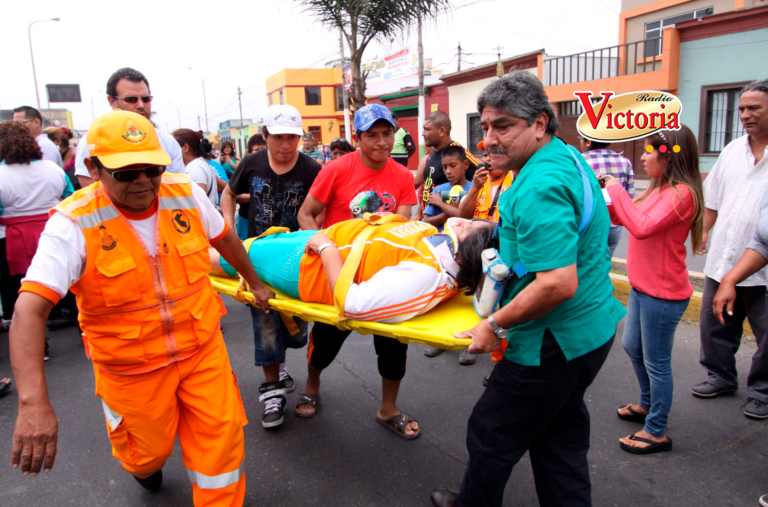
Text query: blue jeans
249 305 308 367
607 226 622 259
622 289 689 437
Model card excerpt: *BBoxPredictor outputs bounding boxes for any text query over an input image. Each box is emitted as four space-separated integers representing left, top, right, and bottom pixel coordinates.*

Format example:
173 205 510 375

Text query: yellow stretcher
210 274 479 351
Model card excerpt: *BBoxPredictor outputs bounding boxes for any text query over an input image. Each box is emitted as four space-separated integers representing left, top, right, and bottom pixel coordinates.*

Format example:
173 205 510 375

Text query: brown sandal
295 393 320 418
376 412 421 440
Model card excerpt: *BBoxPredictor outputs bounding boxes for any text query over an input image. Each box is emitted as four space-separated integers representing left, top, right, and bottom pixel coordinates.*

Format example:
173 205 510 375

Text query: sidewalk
0 298 764 506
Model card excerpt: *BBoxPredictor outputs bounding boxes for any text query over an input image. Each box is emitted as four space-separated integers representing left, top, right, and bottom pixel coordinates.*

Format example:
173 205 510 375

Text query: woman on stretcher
209 214 495 323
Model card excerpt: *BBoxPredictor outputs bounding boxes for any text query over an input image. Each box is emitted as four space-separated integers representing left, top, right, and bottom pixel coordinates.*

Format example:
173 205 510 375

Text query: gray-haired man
300 132 325 166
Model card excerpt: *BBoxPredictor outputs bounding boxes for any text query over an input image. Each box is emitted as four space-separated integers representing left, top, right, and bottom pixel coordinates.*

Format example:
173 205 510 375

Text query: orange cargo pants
94 331 247 506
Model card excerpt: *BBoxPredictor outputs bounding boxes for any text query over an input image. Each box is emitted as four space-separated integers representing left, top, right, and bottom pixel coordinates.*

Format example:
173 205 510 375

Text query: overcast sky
2 0 621 133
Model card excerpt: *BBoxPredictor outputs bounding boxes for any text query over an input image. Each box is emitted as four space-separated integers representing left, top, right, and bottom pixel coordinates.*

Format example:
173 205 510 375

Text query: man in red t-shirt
297 104 420 439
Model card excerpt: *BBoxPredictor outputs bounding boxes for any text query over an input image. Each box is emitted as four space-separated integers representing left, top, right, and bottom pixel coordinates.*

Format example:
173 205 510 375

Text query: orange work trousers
94 331 247 506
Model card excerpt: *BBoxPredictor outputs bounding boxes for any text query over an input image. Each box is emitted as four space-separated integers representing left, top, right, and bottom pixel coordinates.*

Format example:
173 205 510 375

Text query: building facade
265 67 351 146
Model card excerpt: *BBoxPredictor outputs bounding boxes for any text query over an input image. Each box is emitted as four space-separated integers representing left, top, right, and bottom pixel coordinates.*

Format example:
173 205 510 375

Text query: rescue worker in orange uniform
9 110 274 506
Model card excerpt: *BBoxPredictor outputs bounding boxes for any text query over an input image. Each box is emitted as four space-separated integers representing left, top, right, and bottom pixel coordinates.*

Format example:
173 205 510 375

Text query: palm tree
298 0 451 109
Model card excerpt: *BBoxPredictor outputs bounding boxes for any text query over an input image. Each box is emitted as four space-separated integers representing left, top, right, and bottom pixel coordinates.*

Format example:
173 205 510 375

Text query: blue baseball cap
354 104 397 133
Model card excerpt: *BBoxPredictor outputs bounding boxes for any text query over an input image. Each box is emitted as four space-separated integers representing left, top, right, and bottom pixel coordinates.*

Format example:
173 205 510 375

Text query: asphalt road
1 297 765 506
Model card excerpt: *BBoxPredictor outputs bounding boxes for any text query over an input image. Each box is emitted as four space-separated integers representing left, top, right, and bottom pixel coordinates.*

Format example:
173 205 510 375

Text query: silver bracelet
316 242 337 255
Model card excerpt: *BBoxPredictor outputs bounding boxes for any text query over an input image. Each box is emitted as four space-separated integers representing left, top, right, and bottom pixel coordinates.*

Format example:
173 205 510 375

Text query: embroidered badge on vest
99 226 117 251
172 209 191 234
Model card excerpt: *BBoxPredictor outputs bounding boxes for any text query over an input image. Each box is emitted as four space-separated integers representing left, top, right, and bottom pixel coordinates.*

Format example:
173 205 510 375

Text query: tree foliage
298 0 451 110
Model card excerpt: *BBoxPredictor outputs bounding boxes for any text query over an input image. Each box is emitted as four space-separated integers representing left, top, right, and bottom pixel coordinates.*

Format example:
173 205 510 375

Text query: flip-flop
620 434 672 455
617 404 648 423
295 393 320 418
376 412 421 440
0 379 12 398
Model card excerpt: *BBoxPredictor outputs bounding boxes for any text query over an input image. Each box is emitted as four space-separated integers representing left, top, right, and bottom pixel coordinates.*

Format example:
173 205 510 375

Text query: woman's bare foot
617 404 648 418
619 429 667 449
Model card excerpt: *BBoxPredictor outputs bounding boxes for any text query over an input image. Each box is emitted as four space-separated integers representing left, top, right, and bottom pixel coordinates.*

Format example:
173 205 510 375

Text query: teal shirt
301 147 325 164
497 137 626 366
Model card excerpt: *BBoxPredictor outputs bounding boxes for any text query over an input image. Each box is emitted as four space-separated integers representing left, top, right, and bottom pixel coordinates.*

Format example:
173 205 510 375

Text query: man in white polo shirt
694 78 768 421
75 67 185 187
12 106 63 168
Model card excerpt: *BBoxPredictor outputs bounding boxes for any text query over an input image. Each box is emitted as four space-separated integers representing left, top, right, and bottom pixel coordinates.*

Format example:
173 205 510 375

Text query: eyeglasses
112 95 153 104
14 118 34 124
100 163 165 182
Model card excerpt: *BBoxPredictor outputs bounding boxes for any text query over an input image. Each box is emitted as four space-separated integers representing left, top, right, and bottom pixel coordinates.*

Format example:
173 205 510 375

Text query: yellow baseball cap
86 110 171 169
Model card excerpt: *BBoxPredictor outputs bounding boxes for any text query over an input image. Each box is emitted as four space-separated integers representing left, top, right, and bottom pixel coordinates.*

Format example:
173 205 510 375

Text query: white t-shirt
36 134 63 168
185 157 217 206
74 129 185 178
24 182 226 299
0 160 71 239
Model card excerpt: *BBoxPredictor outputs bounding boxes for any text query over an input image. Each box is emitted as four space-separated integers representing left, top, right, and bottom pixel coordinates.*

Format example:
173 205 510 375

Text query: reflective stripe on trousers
188 462 244 489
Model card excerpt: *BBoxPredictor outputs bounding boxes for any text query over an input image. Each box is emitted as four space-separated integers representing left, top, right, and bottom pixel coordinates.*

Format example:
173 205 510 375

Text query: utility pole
198 115 201 131
202 78 209 135
238 86 245 152
417 12 425 158
339 29 352 143
457 42 462 72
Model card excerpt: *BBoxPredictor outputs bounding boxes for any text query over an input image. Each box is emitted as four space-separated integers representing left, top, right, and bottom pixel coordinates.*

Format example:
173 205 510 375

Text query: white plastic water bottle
474 249 512 318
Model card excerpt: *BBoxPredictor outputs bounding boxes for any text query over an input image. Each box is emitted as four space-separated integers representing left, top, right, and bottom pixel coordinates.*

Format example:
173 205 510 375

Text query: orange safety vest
52 173 227 375
298 216 452 305
473 171 514 223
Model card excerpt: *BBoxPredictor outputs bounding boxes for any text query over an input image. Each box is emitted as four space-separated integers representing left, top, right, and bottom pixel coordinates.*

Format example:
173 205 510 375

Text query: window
305 87 321 106
308 126 322 145
269 93 273 106
700 82 749 154
645 7 714 57
467 114 483 156
335 86 345 111
279 89 284 105
339 125 346 140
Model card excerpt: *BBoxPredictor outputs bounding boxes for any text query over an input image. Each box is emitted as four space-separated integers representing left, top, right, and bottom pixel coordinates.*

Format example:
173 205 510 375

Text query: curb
609 273 754 337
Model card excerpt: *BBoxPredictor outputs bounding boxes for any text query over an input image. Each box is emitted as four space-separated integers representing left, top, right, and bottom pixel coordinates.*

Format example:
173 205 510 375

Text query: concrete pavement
0 297 765 506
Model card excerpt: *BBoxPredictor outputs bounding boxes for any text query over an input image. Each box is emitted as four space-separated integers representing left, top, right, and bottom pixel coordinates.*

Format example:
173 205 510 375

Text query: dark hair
455 224 496 295
248 134 266 153
425 111 451 133
330 138 354 154
13 105 42 123
107 68 150 98
441 145 467 162
0 121 43 164
743 78 768 99
477 71 559 134
173 129 213 159
637 124 704 253
391 112 399 120
221 142 234 155
44 127 70 151
588 140 611 150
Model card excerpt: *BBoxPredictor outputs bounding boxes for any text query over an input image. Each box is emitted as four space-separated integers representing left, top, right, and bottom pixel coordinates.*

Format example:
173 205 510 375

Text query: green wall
677 28 768 173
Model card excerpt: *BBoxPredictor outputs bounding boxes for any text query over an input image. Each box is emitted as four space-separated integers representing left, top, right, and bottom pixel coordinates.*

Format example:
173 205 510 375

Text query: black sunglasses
331 138 350 144
112 95 153 104
99 162 166 182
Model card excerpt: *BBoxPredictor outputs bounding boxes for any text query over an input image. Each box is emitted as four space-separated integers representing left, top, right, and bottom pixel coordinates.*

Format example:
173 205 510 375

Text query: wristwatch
316 242 337 255
487 314 509 339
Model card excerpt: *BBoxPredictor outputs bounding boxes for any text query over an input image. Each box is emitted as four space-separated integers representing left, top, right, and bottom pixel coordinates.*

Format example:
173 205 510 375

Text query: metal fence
543 37 663 87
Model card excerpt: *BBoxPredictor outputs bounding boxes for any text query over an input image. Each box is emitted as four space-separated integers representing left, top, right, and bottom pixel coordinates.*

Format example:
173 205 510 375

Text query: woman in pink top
602 125 704 455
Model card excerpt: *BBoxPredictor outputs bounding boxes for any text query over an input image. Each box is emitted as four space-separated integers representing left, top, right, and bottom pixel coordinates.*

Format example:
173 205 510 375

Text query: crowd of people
0 64 766 507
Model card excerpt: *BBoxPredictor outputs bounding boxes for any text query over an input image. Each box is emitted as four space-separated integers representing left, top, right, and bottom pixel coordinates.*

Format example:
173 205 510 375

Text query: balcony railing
543 37 663 87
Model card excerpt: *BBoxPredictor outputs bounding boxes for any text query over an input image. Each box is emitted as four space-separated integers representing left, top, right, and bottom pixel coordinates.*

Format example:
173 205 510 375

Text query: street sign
46 84 82 103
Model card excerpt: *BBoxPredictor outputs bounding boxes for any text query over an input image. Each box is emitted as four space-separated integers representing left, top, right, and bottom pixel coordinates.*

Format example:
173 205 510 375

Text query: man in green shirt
390 112 416 167
431 72 625 507
300 132 325 167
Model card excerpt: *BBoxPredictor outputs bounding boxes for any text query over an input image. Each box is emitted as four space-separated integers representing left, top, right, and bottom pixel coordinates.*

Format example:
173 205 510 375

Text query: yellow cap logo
122 120 147 144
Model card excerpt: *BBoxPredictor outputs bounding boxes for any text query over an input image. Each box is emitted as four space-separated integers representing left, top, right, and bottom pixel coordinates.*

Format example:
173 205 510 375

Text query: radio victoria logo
574 90 682 142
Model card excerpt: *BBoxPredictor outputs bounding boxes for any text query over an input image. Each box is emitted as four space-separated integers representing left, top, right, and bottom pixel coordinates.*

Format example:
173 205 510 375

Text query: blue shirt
424 180 472 232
